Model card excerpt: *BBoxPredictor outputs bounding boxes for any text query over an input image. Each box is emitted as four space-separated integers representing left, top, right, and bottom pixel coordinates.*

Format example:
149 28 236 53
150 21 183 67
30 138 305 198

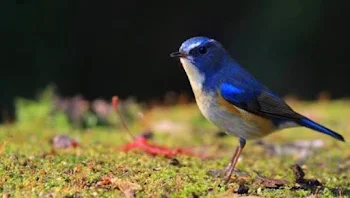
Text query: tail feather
298 118 345 142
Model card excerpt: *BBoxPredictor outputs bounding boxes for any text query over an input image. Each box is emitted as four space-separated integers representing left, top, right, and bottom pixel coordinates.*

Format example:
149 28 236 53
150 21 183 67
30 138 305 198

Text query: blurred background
0 1 349 122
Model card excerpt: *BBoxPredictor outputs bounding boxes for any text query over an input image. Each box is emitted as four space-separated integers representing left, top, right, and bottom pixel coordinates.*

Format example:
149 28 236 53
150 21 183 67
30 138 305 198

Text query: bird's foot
223 168 250 184
207 164 232 177
207 168 248 178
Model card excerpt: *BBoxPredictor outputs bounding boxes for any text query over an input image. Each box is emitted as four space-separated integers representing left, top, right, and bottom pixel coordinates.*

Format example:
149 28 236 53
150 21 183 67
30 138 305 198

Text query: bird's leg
223 138 246 184
221 151 237 174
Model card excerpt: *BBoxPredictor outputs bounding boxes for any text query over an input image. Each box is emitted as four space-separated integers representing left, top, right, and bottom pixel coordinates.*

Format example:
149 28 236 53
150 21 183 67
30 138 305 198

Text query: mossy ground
0 95 349 197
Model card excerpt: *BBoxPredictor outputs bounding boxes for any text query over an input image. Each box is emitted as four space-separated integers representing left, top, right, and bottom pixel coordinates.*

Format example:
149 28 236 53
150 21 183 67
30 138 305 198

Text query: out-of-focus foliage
13 85 143 131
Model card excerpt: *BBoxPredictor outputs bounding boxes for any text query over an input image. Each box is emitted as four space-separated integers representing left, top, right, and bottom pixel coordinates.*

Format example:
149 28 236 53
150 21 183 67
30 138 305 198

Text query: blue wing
219 83 299 119
219 82 345 141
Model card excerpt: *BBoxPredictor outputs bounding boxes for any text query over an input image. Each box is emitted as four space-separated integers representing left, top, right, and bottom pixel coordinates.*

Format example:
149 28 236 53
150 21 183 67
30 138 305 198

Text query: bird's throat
180 58 205 93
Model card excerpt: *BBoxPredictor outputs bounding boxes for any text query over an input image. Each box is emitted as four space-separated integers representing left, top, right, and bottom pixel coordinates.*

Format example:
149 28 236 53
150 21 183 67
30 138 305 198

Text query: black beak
170 51 185 58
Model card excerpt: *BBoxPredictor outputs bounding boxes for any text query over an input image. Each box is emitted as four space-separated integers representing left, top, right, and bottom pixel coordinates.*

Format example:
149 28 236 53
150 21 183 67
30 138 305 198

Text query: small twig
112 96 135 140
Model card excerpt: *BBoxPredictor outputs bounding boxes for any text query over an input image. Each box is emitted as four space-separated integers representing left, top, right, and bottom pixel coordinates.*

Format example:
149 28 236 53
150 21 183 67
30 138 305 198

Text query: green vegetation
0 88 349 197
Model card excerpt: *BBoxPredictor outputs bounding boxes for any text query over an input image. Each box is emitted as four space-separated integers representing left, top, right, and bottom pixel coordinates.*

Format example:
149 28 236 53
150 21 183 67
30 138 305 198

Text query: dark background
1 1 349 120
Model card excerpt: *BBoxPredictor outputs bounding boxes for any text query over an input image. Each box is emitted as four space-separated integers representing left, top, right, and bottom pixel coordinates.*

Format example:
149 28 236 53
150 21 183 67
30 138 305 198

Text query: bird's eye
198 46 207 54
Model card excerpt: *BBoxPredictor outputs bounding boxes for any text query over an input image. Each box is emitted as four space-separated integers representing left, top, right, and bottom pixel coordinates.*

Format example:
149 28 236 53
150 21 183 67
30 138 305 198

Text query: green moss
0 98 349 197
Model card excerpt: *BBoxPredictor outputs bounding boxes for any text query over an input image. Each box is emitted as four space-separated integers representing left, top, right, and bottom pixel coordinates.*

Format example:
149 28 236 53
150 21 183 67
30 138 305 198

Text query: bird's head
170 36 231 90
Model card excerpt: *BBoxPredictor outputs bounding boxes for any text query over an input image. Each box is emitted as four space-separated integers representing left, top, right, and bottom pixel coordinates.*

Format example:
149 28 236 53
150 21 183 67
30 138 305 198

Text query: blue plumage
219 83 245 101
299 118 344 141
170 36 345 183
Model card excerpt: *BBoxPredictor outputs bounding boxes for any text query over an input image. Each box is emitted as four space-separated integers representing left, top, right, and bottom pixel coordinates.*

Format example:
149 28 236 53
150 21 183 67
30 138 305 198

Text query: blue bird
170 36 345 183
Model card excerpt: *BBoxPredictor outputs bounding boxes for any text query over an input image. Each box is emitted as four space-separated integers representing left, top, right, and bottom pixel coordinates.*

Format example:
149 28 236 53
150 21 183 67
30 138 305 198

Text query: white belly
196 91 271 139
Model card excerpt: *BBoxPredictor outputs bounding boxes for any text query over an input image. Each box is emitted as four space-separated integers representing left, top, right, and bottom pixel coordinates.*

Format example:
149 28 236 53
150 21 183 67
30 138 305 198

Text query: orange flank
217 94 240 115
217 94 275 136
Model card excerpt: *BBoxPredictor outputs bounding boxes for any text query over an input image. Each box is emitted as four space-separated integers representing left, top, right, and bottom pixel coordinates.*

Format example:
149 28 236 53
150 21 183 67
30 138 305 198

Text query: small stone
191 192 199 198
216 131 227 137
168 158 181 166
51 135 78 149
161 194 169 198
140 130 153 139
153 167 161 171
236 184 249 194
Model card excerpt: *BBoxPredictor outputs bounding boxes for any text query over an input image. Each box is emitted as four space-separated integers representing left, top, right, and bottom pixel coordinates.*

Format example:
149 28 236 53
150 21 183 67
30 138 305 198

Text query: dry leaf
114 178 142 198
254 172 289 188
96 175 141 198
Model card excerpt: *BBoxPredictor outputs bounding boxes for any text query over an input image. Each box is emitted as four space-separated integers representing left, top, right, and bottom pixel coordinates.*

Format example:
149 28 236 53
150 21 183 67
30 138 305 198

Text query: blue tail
298 118 345 141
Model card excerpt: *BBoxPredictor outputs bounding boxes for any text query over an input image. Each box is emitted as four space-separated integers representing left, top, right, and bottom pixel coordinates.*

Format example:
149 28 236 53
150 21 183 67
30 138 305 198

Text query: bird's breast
194 91 276 140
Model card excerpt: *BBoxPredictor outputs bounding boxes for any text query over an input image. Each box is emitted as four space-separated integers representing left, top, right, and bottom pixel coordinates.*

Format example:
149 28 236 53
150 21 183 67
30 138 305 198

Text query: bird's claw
208 168 246 178
207 168 249 184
